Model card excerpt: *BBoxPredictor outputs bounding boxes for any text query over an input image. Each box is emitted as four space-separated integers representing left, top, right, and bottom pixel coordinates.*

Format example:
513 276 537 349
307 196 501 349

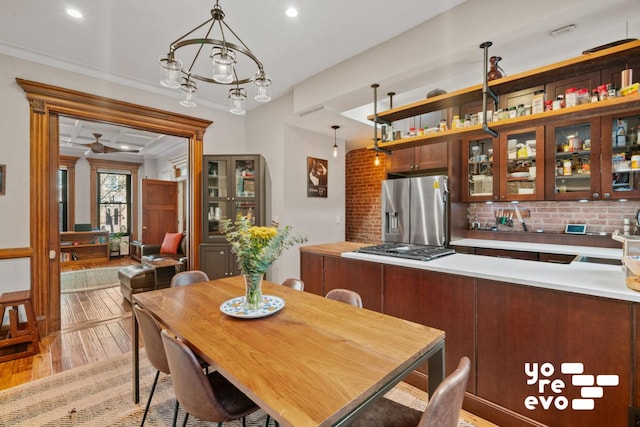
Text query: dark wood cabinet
299 252 324 296
385 142 448 174
476 279 632 427
323 256 383 312
600 108 640 199
462 126 544 202
383 266 475 391
544 117 602 200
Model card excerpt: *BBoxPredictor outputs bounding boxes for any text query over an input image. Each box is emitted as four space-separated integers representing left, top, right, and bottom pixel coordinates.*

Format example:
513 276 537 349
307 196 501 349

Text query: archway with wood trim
17 78 212 336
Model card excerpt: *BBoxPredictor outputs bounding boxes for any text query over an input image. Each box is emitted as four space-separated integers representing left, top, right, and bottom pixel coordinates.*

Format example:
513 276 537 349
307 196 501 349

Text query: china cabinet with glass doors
202 155 265 242
462 127 543 202
601 111 640 199
200 155 266 279
544 118 601 200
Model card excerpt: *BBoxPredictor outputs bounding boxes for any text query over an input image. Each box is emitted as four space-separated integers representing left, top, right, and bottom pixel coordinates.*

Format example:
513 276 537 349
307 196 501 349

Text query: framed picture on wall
0 164 5 195
307 157 328 198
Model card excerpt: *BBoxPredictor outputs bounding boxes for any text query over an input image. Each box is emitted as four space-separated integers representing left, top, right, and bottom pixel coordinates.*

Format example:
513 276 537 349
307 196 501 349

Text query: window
58 169 68 231
58 156 79 232
97 172 131 234
87 158 141 238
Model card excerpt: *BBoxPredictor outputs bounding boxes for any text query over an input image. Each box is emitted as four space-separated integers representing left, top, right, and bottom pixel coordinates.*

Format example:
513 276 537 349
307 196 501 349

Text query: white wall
246 92 346 283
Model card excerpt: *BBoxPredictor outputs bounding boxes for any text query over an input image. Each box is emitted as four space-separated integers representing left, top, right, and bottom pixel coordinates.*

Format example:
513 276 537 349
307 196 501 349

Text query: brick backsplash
345 148 386 243
468 200 640 235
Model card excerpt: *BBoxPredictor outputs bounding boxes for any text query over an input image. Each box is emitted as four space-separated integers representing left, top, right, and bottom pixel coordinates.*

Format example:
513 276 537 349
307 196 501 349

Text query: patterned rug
60 267 121 293
0 350 477 426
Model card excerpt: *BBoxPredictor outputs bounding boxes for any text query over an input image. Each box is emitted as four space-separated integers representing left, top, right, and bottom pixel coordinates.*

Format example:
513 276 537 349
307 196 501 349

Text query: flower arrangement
221 215 307 309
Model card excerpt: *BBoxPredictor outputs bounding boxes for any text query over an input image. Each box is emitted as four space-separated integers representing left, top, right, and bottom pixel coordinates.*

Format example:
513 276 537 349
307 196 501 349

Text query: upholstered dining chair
160 329 260 427
170 270 210 287
325 288 363 308
133 304 180 426
349 356 471 427
281 278 304 291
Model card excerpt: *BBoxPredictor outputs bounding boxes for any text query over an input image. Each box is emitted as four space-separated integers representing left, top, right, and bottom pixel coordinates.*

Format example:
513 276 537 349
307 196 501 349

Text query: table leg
132 312 140 403
427 342 445 398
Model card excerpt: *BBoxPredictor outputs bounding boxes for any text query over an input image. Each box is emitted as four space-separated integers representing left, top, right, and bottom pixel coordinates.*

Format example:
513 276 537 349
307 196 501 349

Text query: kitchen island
300 242 637 427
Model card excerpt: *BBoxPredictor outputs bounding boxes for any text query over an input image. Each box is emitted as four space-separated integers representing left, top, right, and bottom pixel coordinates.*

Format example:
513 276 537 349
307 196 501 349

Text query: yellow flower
220 216 307 276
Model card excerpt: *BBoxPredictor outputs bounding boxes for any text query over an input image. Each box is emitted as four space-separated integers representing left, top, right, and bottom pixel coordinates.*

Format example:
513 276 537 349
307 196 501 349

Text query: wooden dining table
132 276 445 427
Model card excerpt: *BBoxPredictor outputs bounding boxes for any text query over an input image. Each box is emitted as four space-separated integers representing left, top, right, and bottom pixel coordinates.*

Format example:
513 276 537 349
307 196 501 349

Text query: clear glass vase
243 273 264 310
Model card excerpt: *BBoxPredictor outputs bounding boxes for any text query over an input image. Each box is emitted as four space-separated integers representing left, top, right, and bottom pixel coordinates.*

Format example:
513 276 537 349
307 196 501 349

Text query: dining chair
170 270 210 287
133 304 180 426
325 288 363 308
349 356 471 427
160 329 260 427
281 278 304 291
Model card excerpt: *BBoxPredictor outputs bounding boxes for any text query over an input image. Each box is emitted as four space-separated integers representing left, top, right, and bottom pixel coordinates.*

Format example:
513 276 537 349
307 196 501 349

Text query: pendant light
331 125 339 158
159 0 271 112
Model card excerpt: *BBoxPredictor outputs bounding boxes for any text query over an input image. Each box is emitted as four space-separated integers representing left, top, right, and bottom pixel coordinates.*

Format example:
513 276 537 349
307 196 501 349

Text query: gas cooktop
355 243 455 261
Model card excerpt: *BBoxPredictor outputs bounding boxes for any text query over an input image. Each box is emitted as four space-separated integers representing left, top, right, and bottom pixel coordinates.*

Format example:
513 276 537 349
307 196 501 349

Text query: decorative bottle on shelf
487 56 505 81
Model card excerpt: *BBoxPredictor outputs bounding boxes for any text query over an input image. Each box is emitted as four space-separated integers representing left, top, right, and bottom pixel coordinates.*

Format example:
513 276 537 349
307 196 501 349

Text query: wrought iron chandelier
159 0 271 114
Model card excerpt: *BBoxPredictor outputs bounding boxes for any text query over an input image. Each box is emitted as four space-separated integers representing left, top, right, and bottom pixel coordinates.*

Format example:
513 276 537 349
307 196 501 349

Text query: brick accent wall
468 200 640 235
345 148 387 243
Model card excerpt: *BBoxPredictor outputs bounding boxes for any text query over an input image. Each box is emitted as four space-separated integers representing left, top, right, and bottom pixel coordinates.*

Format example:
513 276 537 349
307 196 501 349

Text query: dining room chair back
348 356 470 427
160 329 259 426
418 356 470 427
325 288 363 308
281 278 304 291
170 270 209 287
133 304 177 426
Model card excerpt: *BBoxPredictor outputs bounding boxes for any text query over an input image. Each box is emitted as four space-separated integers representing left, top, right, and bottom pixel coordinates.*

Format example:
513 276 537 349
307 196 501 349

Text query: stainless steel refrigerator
382 175 448 246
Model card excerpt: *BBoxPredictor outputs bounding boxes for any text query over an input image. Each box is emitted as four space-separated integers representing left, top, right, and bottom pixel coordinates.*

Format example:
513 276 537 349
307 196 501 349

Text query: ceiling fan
74 133 140 154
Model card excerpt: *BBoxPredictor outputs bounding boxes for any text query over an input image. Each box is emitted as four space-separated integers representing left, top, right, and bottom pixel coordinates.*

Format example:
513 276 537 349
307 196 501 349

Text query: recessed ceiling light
66 8 83 19
286 7 298 18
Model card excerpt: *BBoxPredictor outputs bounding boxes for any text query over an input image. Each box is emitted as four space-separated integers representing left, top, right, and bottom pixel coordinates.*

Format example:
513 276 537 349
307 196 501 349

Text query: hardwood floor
0 258 136 391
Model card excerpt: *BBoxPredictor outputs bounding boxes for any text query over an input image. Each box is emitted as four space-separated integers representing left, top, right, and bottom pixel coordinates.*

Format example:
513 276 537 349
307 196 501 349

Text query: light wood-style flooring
0 258 495 426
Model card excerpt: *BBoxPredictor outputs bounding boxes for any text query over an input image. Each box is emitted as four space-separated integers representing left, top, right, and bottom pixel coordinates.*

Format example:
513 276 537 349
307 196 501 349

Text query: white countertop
342 251 640 303
450 238 622 259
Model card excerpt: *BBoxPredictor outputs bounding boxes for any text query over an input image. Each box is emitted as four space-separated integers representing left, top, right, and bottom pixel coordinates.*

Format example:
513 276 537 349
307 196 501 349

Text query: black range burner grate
356 243 455 261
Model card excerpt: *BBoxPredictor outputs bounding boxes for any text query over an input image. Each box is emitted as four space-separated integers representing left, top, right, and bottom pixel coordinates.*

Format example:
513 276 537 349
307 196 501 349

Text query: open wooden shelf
369 39 640 124
367 92 640 151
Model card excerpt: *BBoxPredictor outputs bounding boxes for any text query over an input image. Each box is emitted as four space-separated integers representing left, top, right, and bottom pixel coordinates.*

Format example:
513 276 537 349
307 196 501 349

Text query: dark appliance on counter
356 176 455 261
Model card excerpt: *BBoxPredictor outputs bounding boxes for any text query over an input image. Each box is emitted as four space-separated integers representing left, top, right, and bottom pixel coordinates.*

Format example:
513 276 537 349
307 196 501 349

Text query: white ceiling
1 0 639 154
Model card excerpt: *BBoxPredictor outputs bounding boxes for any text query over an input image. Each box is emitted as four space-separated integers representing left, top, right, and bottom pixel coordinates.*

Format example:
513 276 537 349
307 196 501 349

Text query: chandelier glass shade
179 77 198 107
229 87 247 115
159 0 271 111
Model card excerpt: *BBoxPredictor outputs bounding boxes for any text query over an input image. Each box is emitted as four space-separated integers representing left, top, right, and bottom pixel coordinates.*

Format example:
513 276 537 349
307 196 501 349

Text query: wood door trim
17 78 212 335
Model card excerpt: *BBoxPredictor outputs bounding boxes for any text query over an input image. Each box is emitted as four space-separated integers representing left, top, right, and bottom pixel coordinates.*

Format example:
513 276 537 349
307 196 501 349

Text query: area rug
0 350 477 426
60 267 121 293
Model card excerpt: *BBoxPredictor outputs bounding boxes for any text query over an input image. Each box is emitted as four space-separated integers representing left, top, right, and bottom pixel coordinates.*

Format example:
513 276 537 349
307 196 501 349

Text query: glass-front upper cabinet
545 118 601 200
498 127 544 201
601 111 640 199
203 155 265 242
462 137 496 202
